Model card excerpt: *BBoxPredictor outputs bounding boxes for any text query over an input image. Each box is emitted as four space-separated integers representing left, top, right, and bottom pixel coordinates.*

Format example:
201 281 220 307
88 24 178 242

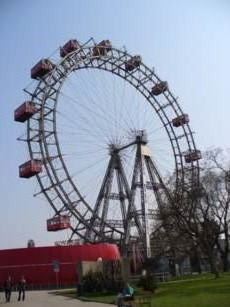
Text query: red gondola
31 59 54 79
124 56 141 72
47 215 71 231
60 39 80 57
184 150 202 163
19 160 42 178
92 40 111 57
14 101 37 122
172 114 189 127
151 81 168 96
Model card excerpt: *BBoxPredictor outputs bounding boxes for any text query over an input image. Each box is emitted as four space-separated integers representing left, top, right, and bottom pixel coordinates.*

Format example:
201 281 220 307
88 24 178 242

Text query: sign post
52 260 60 288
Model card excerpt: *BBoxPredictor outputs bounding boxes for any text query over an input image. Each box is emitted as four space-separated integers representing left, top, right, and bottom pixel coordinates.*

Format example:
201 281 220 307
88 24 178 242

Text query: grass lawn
152 273 230 307
54 273 230 307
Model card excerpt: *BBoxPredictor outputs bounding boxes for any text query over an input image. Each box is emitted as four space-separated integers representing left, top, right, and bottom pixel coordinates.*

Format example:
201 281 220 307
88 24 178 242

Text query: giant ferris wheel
15 37 201 259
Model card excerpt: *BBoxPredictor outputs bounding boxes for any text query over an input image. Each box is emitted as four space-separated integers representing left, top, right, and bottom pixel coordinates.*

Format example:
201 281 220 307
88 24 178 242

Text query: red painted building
0 244 120 288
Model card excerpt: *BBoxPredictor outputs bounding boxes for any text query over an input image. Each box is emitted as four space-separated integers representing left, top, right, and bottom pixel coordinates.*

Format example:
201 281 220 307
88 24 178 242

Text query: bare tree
201 148 230 271
150 217 195 275
154 148 230 276
156 194 221 276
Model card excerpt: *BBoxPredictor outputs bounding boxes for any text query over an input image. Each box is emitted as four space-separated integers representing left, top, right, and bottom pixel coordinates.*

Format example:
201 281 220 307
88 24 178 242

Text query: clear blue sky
0 0 229 249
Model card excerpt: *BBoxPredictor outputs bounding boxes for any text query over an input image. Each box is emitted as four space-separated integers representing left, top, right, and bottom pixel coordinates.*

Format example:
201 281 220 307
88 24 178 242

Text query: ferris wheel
15 37 201 258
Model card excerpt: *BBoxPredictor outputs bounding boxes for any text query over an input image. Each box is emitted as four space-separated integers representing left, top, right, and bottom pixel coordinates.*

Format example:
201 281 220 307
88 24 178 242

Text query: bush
82 270 104 292
82 270 125 293
139 273 157 292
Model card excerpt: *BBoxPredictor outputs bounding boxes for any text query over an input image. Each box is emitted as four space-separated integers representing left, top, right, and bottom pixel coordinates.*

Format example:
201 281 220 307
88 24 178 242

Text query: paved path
0 290 115 306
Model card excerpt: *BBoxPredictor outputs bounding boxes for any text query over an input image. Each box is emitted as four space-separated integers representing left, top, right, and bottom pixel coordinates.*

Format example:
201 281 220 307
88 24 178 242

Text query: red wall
0 243 120 288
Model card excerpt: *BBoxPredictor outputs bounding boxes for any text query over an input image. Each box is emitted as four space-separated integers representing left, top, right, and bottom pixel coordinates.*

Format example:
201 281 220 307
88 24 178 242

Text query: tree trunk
217 238 229 272
209 253 219 278
222 252 229 272
223 235 229 272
